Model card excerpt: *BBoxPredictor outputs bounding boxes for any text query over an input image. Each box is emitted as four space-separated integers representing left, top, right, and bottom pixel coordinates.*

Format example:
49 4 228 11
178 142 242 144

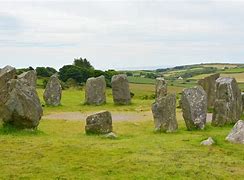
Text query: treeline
17 58 118 88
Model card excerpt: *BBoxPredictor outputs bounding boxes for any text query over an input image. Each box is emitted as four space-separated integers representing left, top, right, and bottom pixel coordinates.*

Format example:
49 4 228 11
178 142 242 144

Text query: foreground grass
0 119 243 179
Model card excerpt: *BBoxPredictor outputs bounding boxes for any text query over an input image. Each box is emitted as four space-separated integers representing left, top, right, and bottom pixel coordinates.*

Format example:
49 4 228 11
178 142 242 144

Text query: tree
59 65 93 83
36 67 57 77
73 57 94 69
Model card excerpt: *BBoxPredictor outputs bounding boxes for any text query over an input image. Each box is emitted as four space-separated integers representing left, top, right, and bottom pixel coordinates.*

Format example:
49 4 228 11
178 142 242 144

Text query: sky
0 0 244 70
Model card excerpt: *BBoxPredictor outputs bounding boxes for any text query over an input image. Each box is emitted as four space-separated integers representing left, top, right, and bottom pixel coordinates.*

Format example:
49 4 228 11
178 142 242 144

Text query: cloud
0 0 244 69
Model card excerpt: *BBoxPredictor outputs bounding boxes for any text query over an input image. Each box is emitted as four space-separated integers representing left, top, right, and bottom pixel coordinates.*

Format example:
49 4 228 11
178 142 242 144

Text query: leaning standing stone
212 77 242 126
155 77 167 99
43 74 62 106
152 94 178 132
226 120 244 144
198 73 220 108
18 70 37 88
181 86 207 130
0 79 43 129
85 75 106 105
111 74 131 105
85 111 113 134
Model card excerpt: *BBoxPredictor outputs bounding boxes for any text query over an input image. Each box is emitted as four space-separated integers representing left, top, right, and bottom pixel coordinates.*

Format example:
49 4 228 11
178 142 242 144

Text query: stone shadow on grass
0 123 45 136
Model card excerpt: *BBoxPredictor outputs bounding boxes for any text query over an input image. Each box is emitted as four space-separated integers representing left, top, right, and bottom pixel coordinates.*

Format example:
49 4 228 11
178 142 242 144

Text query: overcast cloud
0 0 244 70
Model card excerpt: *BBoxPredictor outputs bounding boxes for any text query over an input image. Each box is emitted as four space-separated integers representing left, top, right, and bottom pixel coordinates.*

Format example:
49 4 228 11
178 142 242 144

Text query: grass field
37 83 186 115
0 118 243 179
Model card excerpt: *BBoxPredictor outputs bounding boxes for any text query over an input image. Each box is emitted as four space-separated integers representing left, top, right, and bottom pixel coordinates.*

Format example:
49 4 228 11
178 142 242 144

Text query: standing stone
85 75 106 105
0 79 43 128
43 74 62 106
111 74 131 105
85 111 112 134
152 94 178 132
198 73 220 108
18 70 37 88
155 77 167 99
226 120 244 144
181 86 207 130
212 77 242 126
0 66 16 87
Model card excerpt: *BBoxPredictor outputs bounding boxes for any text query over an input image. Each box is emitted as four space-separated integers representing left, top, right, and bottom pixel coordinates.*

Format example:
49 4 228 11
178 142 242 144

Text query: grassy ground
37 83 185 115
37 85 155 114
0 119 243 179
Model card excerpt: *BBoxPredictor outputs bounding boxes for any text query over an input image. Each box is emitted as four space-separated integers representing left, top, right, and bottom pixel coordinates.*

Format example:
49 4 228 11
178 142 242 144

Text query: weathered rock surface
201 137 215 146
212 77 242 126
85 75 106 105
0 79 43 128
18 70 37 88
181 86 207 130
85 111 112 134
226 120 244 144
198 73 220 108
43 74 62 106
155 77 167 99
111 74 131 105
0 66 16 87
152 94 178 132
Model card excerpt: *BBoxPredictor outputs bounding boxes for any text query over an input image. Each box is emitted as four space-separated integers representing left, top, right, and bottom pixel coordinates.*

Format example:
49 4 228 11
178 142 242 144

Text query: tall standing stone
152 93 178 132
181 86 207 130
155 77 167 99
111 74 131 105
0 67 43 128
198 73 220 108
43 74 62 106
18 70 37 88
212 77 242 126
85 111 112 134
85 75 106 105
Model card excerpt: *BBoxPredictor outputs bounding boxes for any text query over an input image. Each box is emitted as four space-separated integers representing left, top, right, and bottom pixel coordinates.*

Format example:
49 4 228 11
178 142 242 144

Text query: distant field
221 73 244 83
189 73 216 80
128 76 155 84
238 83 244 91
221 67 244 74
201 64 238 69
